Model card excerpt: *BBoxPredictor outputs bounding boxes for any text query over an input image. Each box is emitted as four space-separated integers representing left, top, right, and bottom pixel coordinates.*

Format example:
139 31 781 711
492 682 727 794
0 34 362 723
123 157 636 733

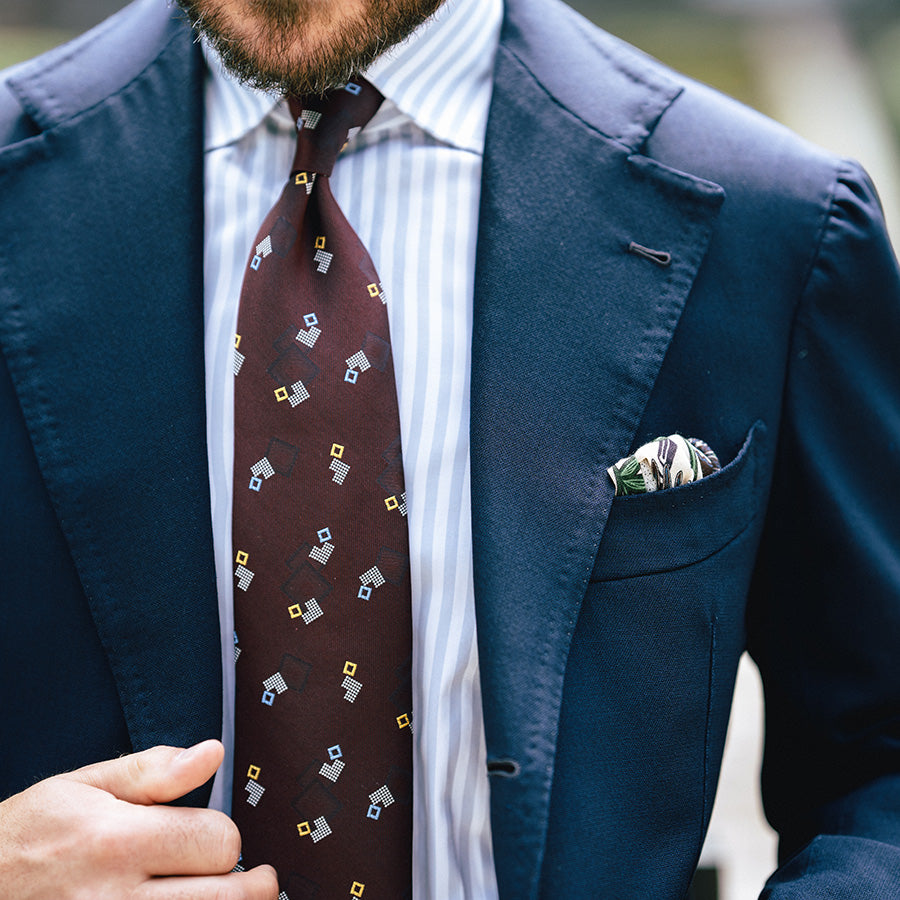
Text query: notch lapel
0 6 221 761
470 3 725 894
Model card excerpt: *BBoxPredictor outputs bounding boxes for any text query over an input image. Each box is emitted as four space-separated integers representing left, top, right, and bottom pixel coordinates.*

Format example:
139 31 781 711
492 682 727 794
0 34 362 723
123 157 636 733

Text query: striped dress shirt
201 0 503 896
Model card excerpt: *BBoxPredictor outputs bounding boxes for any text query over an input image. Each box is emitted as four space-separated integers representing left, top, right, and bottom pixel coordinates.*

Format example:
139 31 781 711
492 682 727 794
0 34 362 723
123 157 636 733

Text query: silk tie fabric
231 81 413 899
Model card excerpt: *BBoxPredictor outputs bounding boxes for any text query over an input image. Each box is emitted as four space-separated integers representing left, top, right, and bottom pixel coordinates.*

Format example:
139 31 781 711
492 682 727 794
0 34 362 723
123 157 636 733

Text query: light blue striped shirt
201 0 503 895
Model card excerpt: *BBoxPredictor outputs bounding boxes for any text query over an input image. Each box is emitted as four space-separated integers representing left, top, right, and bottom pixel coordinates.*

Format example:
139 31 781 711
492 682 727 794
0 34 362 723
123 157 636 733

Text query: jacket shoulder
649 71 845 209
0 0 191 141
571 9 855 222
506 0 844 195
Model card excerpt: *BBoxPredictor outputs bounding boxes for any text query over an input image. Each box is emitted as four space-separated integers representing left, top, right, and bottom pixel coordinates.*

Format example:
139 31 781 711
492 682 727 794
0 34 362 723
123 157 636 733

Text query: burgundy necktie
231 80 413 900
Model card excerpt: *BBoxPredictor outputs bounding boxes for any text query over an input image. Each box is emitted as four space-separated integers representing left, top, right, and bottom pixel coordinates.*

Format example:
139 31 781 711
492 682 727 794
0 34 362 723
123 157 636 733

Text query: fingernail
175 741 206 762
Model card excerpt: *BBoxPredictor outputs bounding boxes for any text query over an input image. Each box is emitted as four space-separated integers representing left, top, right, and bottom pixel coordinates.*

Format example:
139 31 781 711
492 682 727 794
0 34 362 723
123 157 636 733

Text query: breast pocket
591 419 768 582
555 421 770 877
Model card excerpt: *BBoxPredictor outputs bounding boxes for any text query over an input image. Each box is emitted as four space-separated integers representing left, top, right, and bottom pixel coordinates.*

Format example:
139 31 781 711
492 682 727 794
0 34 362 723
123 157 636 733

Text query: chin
178 0 443 95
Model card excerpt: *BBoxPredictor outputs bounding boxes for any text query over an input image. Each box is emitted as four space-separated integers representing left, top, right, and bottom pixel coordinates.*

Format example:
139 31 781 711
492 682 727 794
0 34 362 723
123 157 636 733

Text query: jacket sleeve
746 161 900 896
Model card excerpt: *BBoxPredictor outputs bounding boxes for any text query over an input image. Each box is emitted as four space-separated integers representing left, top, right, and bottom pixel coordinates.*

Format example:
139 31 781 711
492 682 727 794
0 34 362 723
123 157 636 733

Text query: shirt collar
203 0 502 156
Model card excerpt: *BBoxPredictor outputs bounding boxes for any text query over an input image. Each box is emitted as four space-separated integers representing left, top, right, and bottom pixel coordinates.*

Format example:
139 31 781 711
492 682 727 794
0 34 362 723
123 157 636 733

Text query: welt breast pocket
557 420 770 867
591 418 768 582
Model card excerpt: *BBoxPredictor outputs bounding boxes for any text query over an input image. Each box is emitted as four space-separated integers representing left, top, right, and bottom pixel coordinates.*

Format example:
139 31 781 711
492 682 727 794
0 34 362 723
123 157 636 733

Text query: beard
174 0 444 96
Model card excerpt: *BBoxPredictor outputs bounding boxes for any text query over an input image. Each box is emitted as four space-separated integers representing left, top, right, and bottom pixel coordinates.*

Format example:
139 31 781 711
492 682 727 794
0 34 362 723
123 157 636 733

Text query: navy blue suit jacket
2 0 900 896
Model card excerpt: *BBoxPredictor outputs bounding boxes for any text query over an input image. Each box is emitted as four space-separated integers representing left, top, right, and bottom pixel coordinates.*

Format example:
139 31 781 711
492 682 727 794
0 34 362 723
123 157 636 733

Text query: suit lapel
471 0 724 894
0 3 221 761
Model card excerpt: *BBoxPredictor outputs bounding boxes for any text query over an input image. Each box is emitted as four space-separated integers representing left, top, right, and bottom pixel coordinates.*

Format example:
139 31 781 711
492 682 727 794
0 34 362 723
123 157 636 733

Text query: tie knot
288 79 383 177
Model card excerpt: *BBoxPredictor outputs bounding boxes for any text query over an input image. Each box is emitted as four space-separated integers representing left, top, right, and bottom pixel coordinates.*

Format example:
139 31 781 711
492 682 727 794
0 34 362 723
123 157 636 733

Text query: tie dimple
289 83 382 175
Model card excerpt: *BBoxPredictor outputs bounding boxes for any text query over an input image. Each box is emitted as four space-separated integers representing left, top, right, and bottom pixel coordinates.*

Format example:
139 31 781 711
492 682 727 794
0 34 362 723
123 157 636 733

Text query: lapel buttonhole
627 241 673 267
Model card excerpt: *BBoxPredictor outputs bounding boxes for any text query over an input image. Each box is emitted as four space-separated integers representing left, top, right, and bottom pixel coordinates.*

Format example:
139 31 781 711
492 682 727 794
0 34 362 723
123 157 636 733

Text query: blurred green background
2 1 899 897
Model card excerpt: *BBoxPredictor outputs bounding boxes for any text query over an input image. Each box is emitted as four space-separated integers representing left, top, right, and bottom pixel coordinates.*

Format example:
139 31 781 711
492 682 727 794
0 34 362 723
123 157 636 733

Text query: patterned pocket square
608 434 720 496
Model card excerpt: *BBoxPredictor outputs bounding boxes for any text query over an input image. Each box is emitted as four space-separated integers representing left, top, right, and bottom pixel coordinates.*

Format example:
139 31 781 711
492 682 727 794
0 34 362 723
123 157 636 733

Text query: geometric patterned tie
231 79 413 900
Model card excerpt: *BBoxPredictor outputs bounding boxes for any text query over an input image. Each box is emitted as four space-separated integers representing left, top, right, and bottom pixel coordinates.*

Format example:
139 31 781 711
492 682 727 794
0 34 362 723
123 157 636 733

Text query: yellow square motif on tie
247 765 261 780
344 661 357 677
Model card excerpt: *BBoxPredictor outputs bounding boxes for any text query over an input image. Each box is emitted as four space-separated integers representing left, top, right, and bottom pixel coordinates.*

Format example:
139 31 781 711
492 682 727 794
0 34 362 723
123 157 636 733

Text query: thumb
60 739 225 805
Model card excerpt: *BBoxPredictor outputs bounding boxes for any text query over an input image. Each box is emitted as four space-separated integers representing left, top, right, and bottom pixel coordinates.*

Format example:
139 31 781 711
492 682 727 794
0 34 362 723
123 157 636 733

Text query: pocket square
608 434 720 496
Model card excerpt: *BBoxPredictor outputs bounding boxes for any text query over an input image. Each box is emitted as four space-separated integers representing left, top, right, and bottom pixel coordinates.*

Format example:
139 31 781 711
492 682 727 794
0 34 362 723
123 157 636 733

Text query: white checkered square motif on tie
314 249 333 273
342 675 362 702
346 350 371 372
360 566 385 587
245 780 265 806
369 785 394 807
263 673 289 694
251 458 275 479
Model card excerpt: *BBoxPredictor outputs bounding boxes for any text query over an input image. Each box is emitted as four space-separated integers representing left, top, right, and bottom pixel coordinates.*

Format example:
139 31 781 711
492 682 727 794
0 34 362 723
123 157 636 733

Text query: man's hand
0 740 278 899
